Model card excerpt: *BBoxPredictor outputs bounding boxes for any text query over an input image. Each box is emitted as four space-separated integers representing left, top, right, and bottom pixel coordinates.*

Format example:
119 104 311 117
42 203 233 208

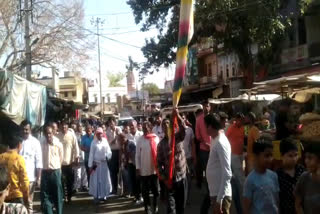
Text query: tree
0 0 92 75
142 83 160 95
107 72 125 87
127 0 311 76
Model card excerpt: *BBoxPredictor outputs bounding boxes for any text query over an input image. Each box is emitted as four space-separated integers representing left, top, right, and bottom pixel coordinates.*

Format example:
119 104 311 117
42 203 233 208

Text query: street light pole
92 17 104 118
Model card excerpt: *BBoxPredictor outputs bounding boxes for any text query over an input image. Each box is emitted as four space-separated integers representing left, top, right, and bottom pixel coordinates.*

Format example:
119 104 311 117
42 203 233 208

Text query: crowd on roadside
0 99 319 214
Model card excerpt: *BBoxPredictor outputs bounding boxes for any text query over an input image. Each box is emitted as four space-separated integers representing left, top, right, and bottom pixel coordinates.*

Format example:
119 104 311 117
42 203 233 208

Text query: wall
88 86 127 104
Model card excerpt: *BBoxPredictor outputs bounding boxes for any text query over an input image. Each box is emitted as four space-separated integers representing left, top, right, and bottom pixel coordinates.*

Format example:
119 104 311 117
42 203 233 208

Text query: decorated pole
168 0 194 186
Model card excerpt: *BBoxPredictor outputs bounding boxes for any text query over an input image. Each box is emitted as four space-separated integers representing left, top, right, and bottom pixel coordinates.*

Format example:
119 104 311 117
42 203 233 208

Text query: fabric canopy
0 72 47 127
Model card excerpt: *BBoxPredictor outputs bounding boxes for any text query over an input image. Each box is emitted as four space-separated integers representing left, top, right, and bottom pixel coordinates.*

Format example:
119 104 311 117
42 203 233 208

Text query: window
94 95 98 103
208 63 212 77
64 92 68 97
298 18 306 45
72 91 76 97
232 62 236 76
226 65 229 78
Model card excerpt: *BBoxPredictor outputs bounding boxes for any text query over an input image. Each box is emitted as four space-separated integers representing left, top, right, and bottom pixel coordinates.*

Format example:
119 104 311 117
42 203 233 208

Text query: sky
82 0 175 89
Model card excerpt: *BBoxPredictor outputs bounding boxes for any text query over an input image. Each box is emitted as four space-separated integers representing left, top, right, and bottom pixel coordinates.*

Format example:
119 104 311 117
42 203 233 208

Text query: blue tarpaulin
0 71 47 127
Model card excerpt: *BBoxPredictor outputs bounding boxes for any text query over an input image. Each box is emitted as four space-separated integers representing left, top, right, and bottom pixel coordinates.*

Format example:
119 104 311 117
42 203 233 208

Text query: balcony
272 43 320 76
199 76 218 85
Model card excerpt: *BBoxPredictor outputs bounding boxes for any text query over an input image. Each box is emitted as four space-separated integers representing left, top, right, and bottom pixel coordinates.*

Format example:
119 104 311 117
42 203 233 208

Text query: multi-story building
270 0 320 78
181 37 244 103
87 76 127 114
37 71 88 104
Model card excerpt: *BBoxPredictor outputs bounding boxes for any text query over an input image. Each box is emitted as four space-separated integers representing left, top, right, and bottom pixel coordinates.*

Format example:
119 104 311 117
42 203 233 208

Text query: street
33 181 206 214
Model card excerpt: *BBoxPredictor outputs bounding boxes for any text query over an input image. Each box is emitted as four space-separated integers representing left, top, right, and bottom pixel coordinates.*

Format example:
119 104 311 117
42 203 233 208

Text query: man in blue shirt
81 125 94 185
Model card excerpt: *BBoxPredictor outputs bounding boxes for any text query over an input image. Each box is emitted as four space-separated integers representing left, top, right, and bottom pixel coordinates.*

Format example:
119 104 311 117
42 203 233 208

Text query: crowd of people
0 100 319 214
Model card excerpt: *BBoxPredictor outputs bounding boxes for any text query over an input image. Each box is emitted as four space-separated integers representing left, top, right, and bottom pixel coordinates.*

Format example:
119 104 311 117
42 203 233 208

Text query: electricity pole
24 0 32 80
91 17 104 118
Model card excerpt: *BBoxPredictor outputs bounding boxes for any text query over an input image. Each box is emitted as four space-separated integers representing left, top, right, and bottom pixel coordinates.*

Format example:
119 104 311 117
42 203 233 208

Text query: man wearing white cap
88 127 112 204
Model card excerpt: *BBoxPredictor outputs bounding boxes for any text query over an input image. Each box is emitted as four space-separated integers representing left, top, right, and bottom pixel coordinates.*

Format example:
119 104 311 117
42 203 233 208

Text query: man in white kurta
88 128 112 203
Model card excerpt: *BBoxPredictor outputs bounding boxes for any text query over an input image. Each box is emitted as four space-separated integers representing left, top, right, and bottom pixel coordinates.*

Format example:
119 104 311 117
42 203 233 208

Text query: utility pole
24 0 32 80
91 17 104 118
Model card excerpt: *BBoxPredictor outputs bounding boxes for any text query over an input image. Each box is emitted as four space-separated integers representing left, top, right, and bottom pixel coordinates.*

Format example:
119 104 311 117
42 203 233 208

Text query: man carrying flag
135 121 160 214
157 108 187 214
168 0 194 210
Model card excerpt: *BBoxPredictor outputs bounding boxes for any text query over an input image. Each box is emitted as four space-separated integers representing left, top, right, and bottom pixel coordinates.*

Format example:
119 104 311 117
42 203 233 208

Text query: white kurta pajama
88 138 112 199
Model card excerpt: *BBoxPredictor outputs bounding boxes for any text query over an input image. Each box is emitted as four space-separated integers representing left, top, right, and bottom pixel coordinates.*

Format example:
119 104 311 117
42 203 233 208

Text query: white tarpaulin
0 72 47 126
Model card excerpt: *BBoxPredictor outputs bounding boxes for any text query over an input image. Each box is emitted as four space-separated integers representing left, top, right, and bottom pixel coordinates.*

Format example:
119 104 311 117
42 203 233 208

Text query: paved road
33 180 207 214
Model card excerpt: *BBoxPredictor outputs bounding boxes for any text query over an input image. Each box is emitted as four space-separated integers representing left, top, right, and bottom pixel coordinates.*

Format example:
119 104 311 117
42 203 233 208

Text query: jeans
120 166 130 195
167 178 188 214
186 158 194 202
61 165 74 200
109 150 120 194
128 163 141 200
231 154 245 214
231 155 245 189
141 175 159 214
199 150 210 214
84 160 90 185
231 176 243 214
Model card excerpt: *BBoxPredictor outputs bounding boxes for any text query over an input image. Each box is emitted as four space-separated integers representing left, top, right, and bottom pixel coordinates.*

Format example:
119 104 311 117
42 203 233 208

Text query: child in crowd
277 139 304 214
243 139 279 214
295 142 320 214
0 166 28 213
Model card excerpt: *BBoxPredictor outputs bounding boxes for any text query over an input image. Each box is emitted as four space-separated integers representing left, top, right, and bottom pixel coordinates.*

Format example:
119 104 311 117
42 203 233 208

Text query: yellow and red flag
168 0 194 186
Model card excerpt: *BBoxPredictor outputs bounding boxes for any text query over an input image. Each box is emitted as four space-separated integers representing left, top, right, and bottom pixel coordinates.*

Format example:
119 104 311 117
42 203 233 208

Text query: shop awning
209 93 280 104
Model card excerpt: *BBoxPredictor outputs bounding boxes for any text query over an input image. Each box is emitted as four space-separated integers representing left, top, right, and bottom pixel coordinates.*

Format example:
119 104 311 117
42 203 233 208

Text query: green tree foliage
107 72 125 87
127 0 312 73
142 83 160 95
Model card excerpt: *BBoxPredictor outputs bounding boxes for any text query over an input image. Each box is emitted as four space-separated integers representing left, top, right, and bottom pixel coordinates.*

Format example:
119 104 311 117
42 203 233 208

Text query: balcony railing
272 42 320 76
199 76 218 84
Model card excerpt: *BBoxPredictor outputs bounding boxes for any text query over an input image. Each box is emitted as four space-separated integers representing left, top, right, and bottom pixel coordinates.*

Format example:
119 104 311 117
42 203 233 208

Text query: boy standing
0 166 28 214
0 135 29 205
295 143 320 214
205 114 232 214
277 140 304 214
243 140 279 214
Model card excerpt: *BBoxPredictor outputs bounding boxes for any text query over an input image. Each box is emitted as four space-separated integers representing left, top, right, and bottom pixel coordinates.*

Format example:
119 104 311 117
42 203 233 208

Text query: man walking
152 114 164 141
41 125 64 214
20 120 42 213
88 128 112 204
106 118 122 195
225 113 245 191
196 101 212 213
58 122 80 203
205 114 232 214
81 125 94 187
157 109 187 214
127 120 143 204
136 121 160 214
